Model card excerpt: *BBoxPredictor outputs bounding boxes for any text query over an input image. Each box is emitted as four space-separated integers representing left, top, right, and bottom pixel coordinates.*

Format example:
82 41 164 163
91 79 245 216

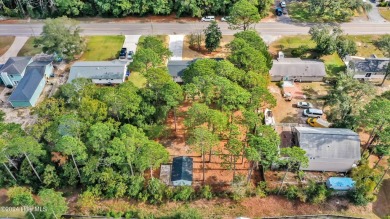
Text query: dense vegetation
0 0 272 18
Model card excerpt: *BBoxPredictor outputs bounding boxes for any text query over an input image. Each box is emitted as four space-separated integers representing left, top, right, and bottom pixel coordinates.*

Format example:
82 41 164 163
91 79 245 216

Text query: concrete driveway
123 35 141 53
367 1 387 23
169 35 184 60
0 36 29 64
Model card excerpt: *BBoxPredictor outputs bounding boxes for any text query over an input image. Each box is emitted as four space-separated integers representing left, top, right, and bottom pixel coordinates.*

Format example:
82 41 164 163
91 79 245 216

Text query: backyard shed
171 156 193 186
326 177 355 191
270 56 326 82
292 127 361 172
68 60 128 84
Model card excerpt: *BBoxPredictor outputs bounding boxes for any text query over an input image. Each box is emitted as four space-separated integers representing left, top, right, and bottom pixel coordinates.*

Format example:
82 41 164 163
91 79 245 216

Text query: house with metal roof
270 52 326 82
8 61 53 108
326 177 355 191
0 57 33 87
292 127 361 172
345 55 389 80
167 60 193 83
171 156 193 186
68 60 128 84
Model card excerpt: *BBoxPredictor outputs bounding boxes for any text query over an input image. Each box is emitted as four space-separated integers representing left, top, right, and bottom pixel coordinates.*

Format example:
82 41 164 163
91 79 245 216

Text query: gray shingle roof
294 127 361 160
8 62 49 102
270 58 326 77
171 156 193 182
0 57 32 75
68 60 128 83
349 58 389 74
167 60 193 77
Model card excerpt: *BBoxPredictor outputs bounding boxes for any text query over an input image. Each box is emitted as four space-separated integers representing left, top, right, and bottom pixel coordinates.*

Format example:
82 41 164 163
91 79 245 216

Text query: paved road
0 22 390 37
0 36 29 64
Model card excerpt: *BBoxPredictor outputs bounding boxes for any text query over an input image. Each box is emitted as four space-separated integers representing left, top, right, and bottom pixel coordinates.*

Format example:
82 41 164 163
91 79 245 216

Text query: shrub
173 186 195 201
146 178 166 204
172 208 203 219
291 45 309 57
128 175 145 198
305 181 329 204
7 187 35 206
276 81 284 88
254 182 268 198
230 174 249 201
285 185 299 200
200 185 213 200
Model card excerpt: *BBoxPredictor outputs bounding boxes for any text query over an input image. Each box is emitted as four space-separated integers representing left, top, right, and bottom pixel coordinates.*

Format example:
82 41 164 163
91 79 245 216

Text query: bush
200 185 213 200
291 45 309 57
254 182 268 198
146 178 166 204
172 208 203 219
285 185 299 200
230 174 249 201
305 181 329 204
276 81 284 88
173 186 195 201
7 187 35 206
128 175 145 198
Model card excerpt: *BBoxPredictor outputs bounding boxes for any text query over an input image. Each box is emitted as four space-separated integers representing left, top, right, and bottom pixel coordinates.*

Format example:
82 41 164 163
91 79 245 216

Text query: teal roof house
0 57 33 87
8 61 53 108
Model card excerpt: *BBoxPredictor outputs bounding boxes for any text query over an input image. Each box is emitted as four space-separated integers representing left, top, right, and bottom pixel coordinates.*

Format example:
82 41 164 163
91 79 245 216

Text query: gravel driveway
169 35 184 60
367 1 387 23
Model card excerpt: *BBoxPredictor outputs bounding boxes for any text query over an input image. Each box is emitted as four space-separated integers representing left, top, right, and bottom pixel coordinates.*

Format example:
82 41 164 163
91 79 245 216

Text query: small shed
171 156 193 186
160 164 172 185
326 177 355 191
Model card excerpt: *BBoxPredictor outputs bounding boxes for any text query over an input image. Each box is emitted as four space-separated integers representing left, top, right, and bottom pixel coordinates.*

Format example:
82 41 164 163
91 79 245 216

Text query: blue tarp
326 177 355 191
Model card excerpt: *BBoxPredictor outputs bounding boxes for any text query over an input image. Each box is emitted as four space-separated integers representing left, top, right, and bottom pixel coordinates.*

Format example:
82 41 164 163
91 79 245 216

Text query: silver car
297 102 313 109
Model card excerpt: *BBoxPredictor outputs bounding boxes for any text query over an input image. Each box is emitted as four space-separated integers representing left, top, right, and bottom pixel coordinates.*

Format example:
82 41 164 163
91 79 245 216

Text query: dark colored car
119 48 127 59
275 8 283 16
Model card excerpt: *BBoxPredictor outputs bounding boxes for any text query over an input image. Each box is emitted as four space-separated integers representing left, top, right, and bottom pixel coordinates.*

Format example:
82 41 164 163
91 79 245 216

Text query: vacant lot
288 2 365 22
0 36 15 56
137 35 169 51
345 35 385 58
182 35 234 60
379 7 390 21
17 37 42 56
269 35 345 76
80 36 125 61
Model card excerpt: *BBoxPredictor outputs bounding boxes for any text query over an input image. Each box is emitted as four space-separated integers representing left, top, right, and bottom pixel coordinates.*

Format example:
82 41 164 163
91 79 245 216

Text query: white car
264 108 276 126
297 101 313 109
201 16 215 22
221 16 230 22
280 1 287 7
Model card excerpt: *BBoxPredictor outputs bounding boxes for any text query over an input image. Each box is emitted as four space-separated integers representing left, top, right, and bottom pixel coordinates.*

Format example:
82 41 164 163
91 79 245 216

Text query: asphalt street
0 22 389 37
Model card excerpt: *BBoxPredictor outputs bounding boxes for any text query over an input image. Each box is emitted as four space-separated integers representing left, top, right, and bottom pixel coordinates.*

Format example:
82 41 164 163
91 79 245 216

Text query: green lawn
17 37 42 56
128 71 146 88
320 53 346 77
270 35 346 76
379 7 390 21
0 36 15 56
137 35 169 51
80 36 125 61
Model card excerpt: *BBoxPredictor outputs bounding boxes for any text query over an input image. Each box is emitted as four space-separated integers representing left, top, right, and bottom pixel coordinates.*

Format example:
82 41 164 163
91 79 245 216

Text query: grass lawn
127 71 146 88
379 7 390 21
0 36 15 56
80 35 124 61
320 53 346 77
269 35 345 76
17 37 42 56
345 35 385 57
137 35 169 51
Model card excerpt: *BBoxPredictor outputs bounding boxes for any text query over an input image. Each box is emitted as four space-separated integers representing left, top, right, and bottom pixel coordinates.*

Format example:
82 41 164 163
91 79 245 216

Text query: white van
201 16 215 22
303 108 323 118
